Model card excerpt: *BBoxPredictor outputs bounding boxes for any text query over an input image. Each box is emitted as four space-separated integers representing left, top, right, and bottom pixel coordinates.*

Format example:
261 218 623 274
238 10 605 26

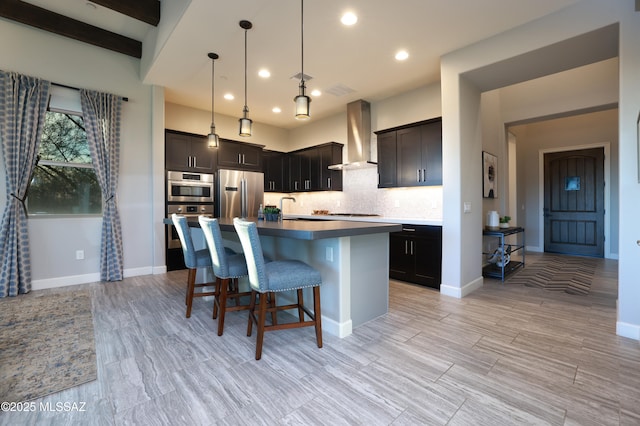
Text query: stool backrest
199 216 230 277
233 218 267 292
171 214 197 268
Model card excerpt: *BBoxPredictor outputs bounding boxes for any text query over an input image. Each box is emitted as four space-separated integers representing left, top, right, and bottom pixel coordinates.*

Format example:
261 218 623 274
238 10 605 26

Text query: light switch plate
463 202 471 213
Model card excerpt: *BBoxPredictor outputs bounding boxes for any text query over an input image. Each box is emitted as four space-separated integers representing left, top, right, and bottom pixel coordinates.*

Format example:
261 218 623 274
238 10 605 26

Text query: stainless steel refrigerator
217 169 264 218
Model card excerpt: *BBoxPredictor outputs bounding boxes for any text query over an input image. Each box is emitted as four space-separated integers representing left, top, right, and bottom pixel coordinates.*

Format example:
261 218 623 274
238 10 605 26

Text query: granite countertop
283 214 443 226
165 216 403 240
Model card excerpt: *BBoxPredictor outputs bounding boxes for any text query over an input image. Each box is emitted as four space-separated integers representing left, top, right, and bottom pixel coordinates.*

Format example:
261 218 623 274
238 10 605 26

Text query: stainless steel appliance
167 170 214 203
166 204 214 249
217 169 264 218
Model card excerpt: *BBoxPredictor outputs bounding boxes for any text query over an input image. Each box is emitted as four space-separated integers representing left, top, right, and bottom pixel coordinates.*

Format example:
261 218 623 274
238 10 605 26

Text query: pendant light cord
300 0 304 85
244 26 248 112
211 58 216 126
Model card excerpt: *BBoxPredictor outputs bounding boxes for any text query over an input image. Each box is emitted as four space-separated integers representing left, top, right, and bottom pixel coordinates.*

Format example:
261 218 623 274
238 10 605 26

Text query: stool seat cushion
264 260 322 292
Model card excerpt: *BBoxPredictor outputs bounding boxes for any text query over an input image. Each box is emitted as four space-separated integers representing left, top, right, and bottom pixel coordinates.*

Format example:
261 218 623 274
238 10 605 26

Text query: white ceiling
25 0 583 129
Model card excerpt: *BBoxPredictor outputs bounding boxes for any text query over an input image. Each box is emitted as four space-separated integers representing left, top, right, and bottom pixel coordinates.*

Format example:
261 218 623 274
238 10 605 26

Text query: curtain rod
51 82 129 102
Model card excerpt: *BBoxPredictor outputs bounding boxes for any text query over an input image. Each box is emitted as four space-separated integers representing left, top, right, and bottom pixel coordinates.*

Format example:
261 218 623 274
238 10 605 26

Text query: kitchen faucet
280 196 296 215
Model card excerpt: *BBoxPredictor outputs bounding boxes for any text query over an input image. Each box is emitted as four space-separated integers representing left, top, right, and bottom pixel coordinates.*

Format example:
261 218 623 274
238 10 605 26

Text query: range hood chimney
328 99 376 170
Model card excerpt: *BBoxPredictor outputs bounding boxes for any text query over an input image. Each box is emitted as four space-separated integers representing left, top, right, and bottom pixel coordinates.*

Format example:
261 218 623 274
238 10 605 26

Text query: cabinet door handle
410 241 414 255
295 181 299 191
242 154 246 164
327 177 331 188
423 168 426 181
417 169 420 182
193 157 197 168
405 240 408 254
402 228 416 232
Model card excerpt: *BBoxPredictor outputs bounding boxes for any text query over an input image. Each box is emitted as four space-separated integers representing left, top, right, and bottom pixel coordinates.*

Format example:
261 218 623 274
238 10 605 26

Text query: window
27 108 102 215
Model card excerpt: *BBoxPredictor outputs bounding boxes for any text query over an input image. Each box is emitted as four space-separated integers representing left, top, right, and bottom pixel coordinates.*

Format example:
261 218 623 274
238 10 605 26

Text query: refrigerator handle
240 178 248 218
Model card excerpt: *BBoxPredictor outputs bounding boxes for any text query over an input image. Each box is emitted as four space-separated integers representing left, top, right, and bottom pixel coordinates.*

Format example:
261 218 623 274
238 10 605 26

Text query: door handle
405 240 408 254
327 177 331 188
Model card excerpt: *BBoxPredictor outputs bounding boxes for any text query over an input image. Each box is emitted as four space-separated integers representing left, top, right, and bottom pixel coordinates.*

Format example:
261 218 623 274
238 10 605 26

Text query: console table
482 227 525 281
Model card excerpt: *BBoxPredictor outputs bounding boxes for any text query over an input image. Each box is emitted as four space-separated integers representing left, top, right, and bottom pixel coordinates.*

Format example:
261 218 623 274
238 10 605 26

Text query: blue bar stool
233 218 323 360
171 214 217 318
199 216 254 336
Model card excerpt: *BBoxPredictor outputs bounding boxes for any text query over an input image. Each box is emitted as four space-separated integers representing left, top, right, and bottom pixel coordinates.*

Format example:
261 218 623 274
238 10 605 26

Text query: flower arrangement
263 205 280 221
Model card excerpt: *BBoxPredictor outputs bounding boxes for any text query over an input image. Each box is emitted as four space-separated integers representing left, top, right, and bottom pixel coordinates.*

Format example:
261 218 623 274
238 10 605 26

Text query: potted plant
499 215 511 228
263 205 281 222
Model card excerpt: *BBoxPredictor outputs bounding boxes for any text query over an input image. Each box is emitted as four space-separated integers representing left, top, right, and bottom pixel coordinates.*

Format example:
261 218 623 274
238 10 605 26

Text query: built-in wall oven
167 171 214 203
166 171 215 270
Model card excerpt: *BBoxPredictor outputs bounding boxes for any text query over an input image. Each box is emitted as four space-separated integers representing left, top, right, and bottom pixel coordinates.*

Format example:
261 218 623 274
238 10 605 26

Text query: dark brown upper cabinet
165 129 216 173
375 118 442 188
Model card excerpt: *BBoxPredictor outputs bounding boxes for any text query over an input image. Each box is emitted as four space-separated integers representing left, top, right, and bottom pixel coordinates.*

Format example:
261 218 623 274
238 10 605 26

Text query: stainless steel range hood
328 99 376 170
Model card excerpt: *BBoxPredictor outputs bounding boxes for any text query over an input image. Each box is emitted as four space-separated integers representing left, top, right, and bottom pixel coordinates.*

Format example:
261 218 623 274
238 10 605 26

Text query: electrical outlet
326 247 333 262
75 250 84 260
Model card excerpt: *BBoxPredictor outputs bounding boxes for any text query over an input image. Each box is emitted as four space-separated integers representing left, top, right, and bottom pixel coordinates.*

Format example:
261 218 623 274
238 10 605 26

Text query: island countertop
167 216 402 240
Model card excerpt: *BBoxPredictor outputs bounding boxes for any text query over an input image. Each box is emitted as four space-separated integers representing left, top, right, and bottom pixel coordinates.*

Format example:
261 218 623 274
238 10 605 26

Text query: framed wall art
483 151 497 198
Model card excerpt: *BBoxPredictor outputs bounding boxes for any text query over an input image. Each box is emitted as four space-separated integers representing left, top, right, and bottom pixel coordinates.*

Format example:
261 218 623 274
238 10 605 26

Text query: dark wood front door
544 148 604 257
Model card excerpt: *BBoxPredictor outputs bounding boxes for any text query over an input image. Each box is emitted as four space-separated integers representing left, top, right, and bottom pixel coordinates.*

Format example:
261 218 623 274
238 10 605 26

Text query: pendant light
294 0 310 120
239 20 253 137
207 52 220 148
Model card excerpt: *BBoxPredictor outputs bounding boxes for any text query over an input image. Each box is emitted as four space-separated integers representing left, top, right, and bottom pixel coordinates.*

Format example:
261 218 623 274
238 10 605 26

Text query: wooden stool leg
212 277 221 319
269 293 277 325
186 268 196 318
297 289 305 321
247 290 257 336
255 292 268 360
313 286 323 348
217 278 229 336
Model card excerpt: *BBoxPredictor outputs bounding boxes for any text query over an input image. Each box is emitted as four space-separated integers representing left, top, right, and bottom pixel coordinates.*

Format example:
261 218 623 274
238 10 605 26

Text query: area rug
507 254 597 295
0 290 97 402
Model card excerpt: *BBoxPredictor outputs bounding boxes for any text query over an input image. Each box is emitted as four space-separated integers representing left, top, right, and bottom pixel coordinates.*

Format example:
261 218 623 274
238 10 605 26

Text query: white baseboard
32 273 102 291
153 265 168 274
526 245 543 252
322 315 352 338
616 321 640 341
31 266 154 291
440 276 484 299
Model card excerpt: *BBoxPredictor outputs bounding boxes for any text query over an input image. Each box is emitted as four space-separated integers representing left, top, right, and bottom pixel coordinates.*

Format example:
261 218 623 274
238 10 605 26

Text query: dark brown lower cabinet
389 225 442 290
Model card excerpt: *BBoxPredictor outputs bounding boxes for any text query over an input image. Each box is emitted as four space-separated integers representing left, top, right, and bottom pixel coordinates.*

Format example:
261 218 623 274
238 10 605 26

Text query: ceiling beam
0 0 142 58
89 0 160 26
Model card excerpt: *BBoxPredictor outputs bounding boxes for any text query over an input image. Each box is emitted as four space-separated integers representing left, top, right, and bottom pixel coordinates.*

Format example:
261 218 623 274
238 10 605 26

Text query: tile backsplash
264 167 443 219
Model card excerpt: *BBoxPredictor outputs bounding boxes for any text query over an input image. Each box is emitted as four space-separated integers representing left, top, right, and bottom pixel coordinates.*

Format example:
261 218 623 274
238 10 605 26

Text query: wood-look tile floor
2 253 639 425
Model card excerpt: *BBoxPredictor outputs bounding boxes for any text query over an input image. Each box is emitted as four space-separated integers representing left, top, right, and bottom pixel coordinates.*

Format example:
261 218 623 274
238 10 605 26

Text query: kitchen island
169 217 402 337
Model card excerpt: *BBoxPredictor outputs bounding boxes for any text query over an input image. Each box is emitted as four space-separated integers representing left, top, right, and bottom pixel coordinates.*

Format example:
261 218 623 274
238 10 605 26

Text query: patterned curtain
0 71 50 297
80 90 124 281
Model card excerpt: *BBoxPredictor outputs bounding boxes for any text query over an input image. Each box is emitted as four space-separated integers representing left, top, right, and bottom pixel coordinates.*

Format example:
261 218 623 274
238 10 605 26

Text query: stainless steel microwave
167 171 214 203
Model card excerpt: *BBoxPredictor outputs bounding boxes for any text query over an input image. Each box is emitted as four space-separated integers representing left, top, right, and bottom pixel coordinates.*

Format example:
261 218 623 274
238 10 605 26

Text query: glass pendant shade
207 125 219 148
295 82 311 120
239 107 252 136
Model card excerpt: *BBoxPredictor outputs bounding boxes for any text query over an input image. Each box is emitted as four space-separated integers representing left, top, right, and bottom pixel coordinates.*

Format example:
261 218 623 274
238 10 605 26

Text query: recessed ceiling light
224 93 234 100
272 107 282 113
341 12 358 26
258 69 270 78
311 89 321 97
395 50 409 61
